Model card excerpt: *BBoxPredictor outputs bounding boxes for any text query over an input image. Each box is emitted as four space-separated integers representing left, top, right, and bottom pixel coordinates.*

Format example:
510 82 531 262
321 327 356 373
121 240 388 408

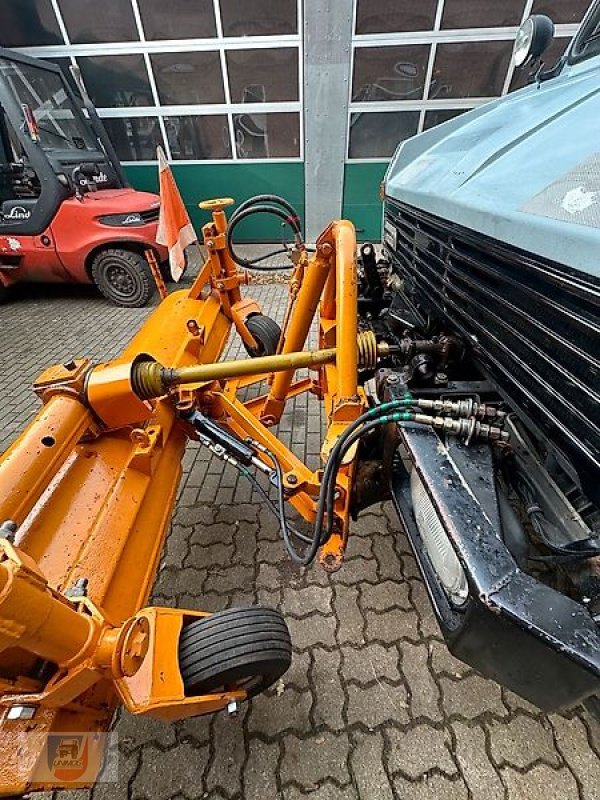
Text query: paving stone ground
1 249 599 800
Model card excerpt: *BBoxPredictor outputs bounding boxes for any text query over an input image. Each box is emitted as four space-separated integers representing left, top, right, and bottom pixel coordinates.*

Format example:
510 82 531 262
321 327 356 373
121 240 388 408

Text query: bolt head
386 374 399 385
227 700 239 717
7 705 36 720
0 520 17 543
287 474 298 485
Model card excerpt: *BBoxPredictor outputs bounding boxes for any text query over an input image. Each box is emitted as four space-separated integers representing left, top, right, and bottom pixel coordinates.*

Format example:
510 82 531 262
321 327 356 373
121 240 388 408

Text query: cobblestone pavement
1 257 599 800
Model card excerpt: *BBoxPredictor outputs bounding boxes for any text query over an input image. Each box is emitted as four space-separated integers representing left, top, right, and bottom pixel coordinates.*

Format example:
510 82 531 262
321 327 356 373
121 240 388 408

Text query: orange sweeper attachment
0 195 508 794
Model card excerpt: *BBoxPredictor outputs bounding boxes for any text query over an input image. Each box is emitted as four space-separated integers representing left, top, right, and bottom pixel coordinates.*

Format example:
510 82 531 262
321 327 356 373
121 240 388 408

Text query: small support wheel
178 606 292 698
91 248 154 307
243 314 282 357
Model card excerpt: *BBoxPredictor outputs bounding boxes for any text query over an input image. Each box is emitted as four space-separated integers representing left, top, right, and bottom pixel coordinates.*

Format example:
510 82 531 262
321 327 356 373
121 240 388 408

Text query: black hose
238 464 312 546
257 445 315 552
229 194 302 233
226 203 303 269
297 402 416 566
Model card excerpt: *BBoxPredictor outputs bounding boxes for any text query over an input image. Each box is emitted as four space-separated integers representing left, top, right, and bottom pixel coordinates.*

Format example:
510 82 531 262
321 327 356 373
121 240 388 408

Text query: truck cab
375 1 600 717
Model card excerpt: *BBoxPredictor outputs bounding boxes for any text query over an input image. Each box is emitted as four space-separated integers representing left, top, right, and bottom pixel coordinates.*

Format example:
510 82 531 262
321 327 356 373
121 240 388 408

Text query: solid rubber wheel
243 314 282 357
178 606 292 698
91 248 154 307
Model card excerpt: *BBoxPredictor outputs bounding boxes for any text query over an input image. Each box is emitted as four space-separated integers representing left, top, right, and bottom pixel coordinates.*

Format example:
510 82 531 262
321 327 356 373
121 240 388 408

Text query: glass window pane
58 0 138 43
79 55 153 108
509 37 569 91
165 115 231 159
1 0 62 46
531 0 589 24
441 0 525 29
138 0 217 39
352 45 430 103
102 117 162 160
431 42 513 99
348 111 419 159
220 0 297 36
0 57 97 152
356 0 437 34
42 58 81 97
423 108 467 129
234 112 299 158
227 50 299 103
151 52 224 105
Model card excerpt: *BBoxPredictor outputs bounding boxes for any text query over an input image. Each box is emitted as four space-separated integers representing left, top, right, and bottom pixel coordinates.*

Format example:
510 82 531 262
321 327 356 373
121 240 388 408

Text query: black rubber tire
178 606 292 698
243 314 282 357
91 247 154 307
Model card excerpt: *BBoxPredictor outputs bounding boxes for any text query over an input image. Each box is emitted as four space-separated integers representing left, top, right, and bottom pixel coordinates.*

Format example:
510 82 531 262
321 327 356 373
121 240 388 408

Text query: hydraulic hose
229 194 303 234
297 398 416 566
226 203 304 269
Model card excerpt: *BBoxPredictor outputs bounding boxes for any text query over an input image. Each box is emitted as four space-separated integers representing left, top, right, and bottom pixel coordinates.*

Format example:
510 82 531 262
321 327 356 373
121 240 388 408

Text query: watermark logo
48 736 89 781
27 731 118 788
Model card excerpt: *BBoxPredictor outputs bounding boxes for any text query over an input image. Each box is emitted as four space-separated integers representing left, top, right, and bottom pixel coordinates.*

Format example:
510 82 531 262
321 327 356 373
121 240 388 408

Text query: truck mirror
513 15 555 67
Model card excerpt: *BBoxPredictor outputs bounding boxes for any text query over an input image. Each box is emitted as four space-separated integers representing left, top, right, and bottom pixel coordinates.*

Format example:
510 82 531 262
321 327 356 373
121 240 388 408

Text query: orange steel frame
0 199 368 795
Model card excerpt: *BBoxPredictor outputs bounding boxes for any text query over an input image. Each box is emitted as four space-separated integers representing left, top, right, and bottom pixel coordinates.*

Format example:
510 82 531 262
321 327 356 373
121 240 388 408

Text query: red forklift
0 47 168 306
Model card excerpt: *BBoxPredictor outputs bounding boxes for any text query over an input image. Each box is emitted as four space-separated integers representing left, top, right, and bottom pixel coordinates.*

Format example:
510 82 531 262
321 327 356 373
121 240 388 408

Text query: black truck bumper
389 422 600 713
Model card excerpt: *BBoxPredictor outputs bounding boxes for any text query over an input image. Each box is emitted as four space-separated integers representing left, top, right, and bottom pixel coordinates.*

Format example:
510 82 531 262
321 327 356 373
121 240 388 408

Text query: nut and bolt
287 474 298 486
227 700 239 717
6 705 36 720
65 577 89 598
386 373 400 386
0 520 17 543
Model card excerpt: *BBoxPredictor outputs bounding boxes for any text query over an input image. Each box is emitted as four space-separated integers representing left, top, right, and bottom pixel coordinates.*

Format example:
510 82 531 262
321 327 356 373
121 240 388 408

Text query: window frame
13 0 303 164
567 0 600 64
346 0 580 163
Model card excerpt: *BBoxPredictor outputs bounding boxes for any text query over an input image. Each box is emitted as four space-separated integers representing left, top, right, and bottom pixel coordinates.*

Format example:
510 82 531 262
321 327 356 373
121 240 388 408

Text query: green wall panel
124 162 305 242
342 162 387 242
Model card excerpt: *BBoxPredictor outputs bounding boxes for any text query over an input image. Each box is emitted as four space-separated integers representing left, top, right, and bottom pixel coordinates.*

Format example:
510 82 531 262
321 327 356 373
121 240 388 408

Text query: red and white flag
155 145 197 281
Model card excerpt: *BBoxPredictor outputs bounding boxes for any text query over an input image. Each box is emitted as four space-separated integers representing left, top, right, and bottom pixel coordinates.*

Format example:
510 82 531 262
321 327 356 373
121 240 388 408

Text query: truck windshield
0 58 97 152
570 3 600 63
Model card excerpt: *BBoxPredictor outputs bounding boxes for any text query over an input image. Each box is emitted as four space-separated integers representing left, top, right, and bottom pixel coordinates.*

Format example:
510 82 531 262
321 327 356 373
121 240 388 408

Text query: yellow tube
171 346 338 384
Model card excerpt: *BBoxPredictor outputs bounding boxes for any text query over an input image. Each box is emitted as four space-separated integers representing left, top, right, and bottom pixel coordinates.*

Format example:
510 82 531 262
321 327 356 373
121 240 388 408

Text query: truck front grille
384 199 600 503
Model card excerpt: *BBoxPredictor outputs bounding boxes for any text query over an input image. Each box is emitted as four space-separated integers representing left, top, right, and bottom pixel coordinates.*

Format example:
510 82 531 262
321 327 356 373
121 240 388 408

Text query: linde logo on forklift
77 171 108 186
2 205 31 221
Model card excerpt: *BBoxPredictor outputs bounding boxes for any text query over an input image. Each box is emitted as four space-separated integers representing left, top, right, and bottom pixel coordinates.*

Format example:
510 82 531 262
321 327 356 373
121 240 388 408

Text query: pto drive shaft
132 332 390 400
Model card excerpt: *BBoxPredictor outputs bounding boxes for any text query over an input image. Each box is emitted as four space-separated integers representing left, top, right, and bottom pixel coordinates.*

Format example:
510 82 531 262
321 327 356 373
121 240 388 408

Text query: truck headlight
410 468 469 607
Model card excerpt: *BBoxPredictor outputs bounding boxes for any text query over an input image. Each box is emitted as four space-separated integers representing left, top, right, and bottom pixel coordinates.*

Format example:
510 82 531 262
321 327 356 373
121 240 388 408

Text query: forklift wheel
178 606 291 698
91 248 154 307
243 314 282 357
